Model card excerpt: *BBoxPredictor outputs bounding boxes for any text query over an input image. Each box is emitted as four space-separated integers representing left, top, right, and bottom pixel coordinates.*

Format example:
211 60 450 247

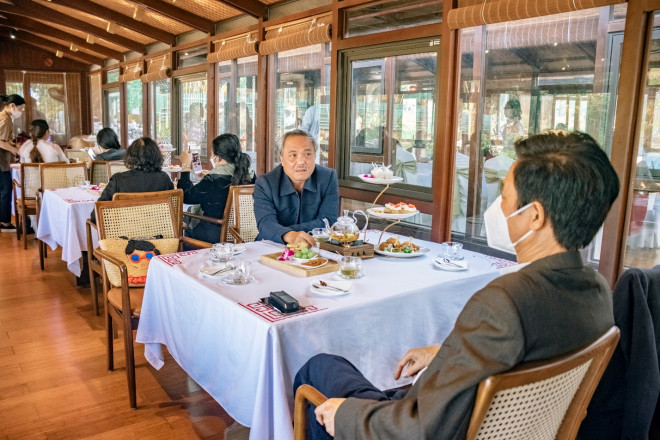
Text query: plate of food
359 164 404 184
368 203 419 219
296 257 329 269
375 237 429 258
163 165 182 172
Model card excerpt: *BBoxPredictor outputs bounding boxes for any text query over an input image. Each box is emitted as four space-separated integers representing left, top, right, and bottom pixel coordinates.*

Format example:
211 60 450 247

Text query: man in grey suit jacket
294 131 620 439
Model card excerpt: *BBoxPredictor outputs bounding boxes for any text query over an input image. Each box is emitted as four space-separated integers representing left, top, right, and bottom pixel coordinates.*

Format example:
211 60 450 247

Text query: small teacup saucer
332 271 365 281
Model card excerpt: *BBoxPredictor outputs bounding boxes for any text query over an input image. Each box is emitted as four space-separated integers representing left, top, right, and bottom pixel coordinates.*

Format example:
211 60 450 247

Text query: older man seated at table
254 129 339 246
294 131 620 439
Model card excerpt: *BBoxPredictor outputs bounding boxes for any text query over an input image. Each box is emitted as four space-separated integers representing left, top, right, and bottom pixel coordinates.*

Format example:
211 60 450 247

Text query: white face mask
11 107 22 119
484 195 534 254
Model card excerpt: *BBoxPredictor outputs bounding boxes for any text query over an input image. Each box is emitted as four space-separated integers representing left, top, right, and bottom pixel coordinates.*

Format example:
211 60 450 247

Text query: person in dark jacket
178 133 255 243
90 136 173 222
94 127 125 161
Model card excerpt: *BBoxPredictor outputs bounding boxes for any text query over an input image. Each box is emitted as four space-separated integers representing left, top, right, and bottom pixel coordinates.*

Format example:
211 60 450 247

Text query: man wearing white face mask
0 94 26 232
295 131 620 440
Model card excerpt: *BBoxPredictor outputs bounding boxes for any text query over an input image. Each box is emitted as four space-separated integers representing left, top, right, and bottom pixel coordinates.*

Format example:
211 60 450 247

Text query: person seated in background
178 133 256 243
254 129 339 246
94 127 125 161
294 131 620 440
19 120 68 163
90 137 173 222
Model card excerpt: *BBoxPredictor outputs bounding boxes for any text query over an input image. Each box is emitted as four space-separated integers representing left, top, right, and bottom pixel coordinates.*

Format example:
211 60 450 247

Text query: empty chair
107 161 129 178
12 163 40 248
65 149 90 164
40 162 87 189
89 160 109 184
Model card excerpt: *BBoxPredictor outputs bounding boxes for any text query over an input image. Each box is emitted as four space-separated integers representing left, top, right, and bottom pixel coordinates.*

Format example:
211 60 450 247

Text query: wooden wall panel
0 41 89 71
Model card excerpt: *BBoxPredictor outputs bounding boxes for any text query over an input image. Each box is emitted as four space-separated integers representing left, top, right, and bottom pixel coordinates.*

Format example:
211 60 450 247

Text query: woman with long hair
178 133 255 243
0 94 26 232
18 119 68 163
94 127 125 161
91 137 173 222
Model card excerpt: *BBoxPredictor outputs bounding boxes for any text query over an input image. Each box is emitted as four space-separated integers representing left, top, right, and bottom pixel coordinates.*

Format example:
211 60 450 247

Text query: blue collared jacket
254 164 339 243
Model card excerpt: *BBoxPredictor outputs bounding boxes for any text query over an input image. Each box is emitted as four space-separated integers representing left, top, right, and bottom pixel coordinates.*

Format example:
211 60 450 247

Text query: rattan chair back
466 326 620 440
40 162 87 189
20 163 42 199
107 161 129 178
112 189 184 236
226 185 257 243
65 149 89 164
95 196 177 240
90 160 109 184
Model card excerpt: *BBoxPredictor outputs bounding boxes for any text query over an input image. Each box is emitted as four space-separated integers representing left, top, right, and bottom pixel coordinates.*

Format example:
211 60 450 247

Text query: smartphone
192 151 202 174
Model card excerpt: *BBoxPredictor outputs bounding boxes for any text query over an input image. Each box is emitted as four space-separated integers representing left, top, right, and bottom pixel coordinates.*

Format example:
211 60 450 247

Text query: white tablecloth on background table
36 187 99 276
136 232 518 439
10 164 20 216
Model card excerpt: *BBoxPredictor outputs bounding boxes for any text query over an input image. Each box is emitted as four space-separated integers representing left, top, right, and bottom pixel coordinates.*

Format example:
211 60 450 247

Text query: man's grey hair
279 129 318 156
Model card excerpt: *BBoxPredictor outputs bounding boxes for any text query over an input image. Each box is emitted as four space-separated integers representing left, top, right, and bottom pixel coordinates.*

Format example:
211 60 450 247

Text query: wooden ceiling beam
0 13 123 60
0 1 143 53
219 0 268 19
130 0 214 34
48 0 175 45
0 27 103 65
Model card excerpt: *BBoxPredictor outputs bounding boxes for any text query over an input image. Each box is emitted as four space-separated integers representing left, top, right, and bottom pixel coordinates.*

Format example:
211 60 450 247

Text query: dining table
136 231 518 440
36 186 100 276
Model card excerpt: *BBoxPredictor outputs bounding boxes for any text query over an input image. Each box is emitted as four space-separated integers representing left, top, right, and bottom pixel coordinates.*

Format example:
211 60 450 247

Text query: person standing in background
0 94 26 232
501 98 524 157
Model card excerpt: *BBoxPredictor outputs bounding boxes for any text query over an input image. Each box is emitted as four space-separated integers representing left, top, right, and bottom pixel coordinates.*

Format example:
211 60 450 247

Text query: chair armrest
294 385 328 440
182 211 225 226
228 225 244 244
93 248 133 314
179 236 213 250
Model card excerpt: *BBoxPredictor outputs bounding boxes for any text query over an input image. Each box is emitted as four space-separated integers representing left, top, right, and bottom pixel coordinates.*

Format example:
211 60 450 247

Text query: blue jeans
293 354 408 440
0 170 11 223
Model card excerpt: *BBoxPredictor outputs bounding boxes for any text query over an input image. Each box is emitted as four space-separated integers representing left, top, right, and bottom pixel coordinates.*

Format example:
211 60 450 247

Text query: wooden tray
260 253 339 277
319 241 375 259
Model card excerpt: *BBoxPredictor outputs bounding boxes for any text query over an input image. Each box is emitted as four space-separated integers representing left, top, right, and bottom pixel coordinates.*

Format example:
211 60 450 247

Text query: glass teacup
311 228 330 243
210 242 235 262
228 259 251 284
338 256 363 279
441 241 463 261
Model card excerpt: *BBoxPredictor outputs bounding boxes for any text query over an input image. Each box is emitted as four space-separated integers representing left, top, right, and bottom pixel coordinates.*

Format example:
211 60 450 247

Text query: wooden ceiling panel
40 21 128 54
87 0 191 36
32 0 155 45
155 0 243 22
32 33 111 60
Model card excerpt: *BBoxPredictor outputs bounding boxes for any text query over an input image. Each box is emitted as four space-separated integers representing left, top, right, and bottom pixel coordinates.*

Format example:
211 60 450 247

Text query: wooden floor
0 230 241 439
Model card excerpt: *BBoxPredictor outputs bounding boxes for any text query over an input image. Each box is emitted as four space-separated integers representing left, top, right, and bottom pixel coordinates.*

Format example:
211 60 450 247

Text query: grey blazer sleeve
335 286 525 440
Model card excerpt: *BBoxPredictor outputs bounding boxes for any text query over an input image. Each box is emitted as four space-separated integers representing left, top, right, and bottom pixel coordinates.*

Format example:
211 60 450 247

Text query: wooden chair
107 161 129 178
93 195 211 409
89 160 109 184
293 327 620 440
86 189 184 315
12 163 41 249
181 184 257 244
38 162 88 269
65 149 90 165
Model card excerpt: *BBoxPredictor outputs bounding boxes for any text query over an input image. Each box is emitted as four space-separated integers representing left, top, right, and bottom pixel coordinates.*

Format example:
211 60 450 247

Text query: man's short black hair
124 137 163 172
513 131 619 251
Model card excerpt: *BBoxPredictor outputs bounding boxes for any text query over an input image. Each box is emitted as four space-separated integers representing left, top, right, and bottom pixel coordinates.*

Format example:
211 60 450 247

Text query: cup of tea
311 228 330 243
210 242 235 262
338 256 363 279
441 241 464 260
230 259 251 284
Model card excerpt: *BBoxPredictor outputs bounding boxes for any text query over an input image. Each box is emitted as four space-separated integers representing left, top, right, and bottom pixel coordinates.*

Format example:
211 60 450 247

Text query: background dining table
36 186 100 276
136 231 518 440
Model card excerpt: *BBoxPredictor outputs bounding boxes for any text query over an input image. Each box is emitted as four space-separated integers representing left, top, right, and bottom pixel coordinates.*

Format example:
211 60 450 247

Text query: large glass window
176 74 207 158
622 12 660 269
269 43 331 167
150 79 172 146
90 73 103 134
126 80 143 146
104 88 121 142
107 69 120 83
455 6 626 264
177 46 207 69
218 55 258 173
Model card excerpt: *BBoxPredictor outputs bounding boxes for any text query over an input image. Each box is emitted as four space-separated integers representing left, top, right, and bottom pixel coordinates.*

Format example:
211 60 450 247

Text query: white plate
310 280 352 297
163 166 182 172
358 175 404 185
233 245 247 255
222 275 255 286
200 265 230 278
367 207 419 219
291 253 318 264
374 247 429 258
433 258 469 271
293 257 328 269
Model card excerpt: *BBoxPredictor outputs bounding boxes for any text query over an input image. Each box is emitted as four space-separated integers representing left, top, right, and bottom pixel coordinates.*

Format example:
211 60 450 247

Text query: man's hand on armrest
283 230 317 247
315 398 346 437
394 345 441 380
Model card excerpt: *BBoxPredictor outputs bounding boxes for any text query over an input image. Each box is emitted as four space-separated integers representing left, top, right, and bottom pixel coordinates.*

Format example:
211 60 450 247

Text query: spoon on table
438 258 464 268
313 280 349 292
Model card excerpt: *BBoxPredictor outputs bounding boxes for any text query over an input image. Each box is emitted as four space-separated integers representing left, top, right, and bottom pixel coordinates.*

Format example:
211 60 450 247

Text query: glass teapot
325 210 368 243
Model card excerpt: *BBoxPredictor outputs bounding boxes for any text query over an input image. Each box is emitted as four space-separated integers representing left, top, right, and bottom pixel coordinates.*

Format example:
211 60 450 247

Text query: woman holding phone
179 133 255 243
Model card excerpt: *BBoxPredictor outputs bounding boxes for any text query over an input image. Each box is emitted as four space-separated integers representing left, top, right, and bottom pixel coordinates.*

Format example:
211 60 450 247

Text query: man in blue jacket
254 129 339 245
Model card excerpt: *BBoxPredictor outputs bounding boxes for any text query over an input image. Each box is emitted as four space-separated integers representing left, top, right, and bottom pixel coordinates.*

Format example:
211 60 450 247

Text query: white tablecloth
36 187 99 276
136 232 516 440
10 164 20 216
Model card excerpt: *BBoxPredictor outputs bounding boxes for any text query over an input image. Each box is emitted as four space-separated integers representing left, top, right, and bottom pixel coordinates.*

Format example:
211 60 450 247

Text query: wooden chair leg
16 210 21 241
22 211 28 250
123 327 137 409
38 240 45 270
106 313 114 372
89 260 99 316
